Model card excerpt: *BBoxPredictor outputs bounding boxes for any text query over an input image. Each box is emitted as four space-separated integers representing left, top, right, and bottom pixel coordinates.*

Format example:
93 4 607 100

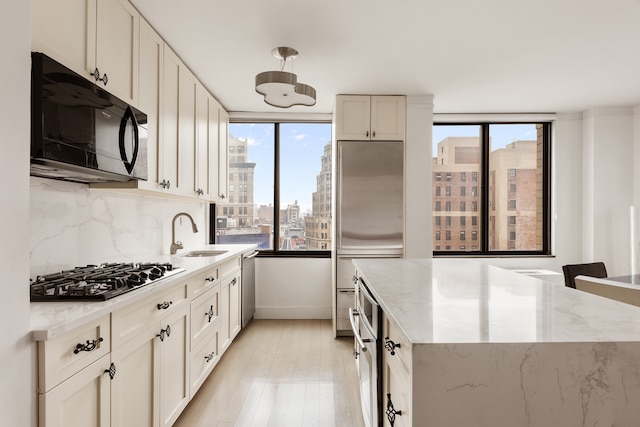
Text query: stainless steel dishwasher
241 250 258 327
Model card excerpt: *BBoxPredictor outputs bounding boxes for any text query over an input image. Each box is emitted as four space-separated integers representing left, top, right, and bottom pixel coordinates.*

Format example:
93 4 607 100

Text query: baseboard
255 306 332 319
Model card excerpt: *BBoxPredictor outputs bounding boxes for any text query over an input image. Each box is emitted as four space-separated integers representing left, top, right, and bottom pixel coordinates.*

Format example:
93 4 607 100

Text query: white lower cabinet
39 353 111 427
382 312 411 427
220 271 241 353
110 323 159 427
37 258 245 427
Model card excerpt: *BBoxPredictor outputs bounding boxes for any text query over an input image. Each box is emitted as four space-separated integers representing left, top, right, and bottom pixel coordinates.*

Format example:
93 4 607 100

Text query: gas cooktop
30 262 185 301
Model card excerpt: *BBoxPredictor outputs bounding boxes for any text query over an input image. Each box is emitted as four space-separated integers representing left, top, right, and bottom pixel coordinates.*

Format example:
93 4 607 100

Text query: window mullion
274 123 280 252
480 124 490 252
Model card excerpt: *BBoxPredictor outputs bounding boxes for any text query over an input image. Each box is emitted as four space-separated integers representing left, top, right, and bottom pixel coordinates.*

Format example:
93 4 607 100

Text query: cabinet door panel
31 0 96 82
191 285 221 347
178 68 197 193
39 354 111 427
229 274 241 340
371 96 406 141
217 108 229 200
196 87 210 198
95 0 139 105
189 326 220 397
208 97 221 201
162 46 180 190
111 325 159 427
160 306 190 427
336 95 371 140
139 18 163 186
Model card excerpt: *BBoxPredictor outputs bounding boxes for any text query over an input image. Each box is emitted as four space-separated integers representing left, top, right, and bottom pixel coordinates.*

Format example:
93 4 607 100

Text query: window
446 230 451 240
445 186 452 196
435 231 441 241
460 216 466 226
432 122 551 255
446 216 451 226
435 201 441 211
215 122 332 254
445 201 451 211
435 187 441 196
435 216 441 226
435 173 441 181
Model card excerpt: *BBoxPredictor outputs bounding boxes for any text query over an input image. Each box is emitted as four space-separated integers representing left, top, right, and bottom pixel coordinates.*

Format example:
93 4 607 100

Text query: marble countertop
30 244 256 341
353 258 640 345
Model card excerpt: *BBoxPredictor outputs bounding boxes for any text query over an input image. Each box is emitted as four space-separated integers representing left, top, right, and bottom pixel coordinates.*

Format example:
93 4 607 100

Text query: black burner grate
30 262 184 301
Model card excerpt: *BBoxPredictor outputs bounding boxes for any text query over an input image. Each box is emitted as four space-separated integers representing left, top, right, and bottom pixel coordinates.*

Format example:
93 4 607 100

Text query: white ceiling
130 0 640 115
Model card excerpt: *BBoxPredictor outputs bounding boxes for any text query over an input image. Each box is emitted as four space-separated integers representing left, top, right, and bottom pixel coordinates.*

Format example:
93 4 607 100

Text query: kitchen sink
181 250 228 258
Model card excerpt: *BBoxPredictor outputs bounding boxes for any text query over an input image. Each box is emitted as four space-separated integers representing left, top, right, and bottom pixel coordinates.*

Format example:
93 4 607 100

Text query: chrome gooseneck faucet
170 212 199 254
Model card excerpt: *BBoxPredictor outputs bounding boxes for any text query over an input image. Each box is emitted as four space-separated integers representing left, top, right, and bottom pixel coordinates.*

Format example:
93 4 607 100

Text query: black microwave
30 52 147 183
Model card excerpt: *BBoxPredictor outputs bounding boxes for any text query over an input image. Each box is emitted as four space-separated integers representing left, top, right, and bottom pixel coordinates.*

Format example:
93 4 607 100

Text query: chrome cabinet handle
231 278 237 286
196 188 204 195
205 305 214 322
372 130 376 138
205 351 215 363
74 337 104 354
349 307 367 352
205 276 215 282
219 194 226 199
160 179 171 189
365 130 369 138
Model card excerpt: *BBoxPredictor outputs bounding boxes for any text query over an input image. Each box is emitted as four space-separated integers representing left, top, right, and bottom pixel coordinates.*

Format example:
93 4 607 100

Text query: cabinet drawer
188 268 219 299
220 256 241 277
112 284 188 348
190 285 220 348
383 315 411 373
38 314 111 393
189 326 219 397
336 288 355 332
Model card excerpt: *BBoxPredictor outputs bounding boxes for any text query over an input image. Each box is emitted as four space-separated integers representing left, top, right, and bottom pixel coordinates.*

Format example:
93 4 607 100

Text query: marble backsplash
30 177 208 277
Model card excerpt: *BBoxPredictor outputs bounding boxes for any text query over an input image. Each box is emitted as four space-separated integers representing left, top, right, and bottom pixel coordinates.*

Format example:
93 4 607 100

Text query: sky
229 123 332 214
230 123 537 213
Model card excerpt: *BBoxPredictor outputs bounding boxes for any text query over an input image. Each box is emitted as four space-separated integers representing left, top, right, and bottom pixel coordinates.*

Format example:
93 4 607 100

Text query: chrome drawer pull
385 393 402 426
157 301 172 310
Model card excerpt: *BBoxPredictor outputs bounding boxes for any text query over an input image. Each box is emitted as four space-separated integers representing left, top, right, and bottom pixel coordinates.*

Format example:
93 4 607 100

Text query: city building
433 135 540 251
305 141 333 250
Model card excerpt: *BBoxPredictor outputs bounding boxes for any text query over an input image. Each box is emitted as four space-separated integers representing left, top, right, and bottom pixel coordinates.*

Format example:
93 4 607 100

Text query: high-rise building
217 135 256 228
305 141 333 250
433 136 539 251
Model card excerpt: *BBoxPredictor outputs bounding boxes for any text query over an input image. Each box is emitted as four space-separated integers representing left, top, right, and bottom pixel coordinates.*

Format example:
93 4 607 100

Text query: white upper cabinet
32 0 139 106
208 97 222 202
94 0 139 105
178 67 198 195
137 18 163 190
335 95 406 141
218 108 230 202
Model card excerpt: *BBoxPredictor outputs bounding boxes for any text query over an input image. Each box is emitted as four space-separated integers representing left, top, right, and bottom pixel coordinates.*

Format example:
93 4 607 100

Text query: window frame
432 121 552 257
214 121 332 258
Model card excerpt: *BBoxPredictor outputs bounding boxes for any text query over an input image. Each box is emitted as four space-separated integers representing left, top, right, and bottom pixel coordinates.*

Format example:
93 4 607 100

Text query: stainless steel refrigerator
335 140 404 335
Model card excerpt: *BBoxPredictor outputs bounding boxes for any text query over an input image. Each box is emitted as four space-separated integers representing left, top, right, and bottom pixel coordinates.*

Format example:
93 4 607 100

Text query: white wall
0 1 34 426
255 258 332 319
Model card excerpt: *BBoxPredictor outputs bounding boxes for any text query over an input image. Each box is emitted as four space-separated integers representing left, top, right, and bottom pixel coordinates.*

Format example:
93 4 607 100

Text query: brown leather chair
562 262 608 288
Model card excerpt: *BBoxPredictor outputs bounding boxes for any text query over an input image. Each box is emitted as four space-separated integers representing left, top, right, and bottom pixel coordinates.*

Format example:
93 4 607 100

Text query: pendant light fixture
255 47 316 108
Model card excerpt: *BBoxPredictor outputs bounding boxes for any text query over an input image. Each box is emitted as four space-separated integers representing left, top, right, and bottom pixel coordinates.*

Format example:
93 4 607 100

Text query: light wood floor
174 319 366 427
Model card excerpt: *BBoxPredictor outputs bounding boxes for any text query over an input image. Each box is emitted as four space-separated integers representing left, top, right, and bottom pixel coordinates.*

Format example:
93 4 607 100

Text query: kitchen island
354 258 640 427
